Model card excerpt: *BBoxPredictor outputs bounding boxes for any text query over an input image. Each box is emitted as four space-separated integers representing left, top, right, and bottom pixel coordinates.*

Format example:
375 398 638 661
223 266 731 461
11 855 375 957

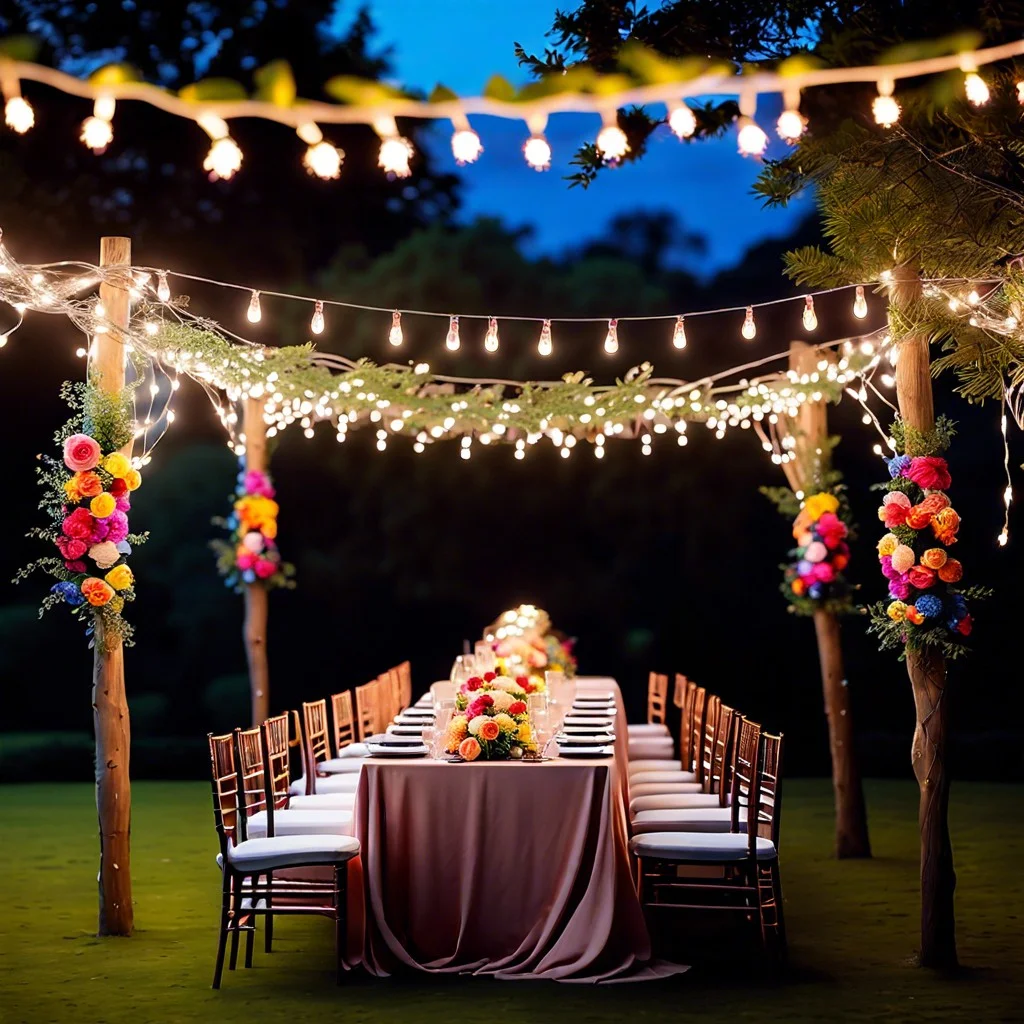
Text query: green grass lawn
1 779 1022 1023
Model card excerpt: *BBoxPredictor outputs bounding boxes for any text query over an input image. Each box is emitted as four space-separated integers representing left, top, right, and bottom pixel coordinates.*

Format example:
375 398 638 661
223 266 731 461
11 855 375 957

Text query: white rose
467 715 489 737
489 690 514 712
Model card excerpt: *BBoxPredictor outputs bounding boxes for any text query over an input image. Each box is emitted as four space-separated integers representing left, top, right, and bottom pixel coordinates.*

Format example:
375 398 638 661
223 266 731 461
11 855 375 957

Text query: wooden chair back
354 681 379 741
756 732 785 849
302 698 334 781
710 703 737 805
208 732 244 849
330 691 357 753
396 661 412 710
678 679 698 767
234 726 269 820
672 673 687 709
730 718 763 837
646 672 669 725
261 712 292 810
381 670 401 725
697 694 721 789
684 685 707 773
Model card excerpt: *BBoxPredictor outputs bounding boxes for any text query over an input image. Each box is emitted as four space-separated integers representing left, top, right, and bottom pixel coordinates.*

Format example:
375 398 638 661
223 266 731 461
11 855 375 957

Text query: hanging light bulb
1018 81 1024 105
246 290 262 324
484 317 500 352
310 300 325 335
672 316 687 350
604 319 619 354
668 103 696 139
802 295 818 331
156 272 170 302
389 310 403 347
4 94 33 133
960 57 990 106
523 133 552 171
446 315 460 351
736 116 768 157
741 306 756 340
775 86 805 143
596 114 629 163
80 96 115 153
204 136 243 180
451 126 483 165
296 122 343 180
378 135 414 178
873 79 900 127
538 319 553 356
853 285 868 319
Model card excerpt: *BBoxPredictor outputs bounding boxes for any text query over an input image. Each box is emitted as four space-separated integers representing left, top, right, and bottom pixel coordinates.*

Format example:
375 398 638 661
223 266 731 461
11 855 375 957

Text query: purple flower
244 470 276 498
90 518 111 544
880 554 899 580
886 454 912 480
115 495 131 513
106 510 129 544
888 575 911 601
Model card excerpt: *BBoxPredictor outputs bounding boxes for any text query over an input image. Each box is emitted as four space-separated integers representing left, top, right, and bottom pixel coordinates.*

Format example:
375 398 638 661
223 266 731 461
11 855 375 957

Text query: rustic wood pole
891 266 957 968
242 397 270 726
92 236 133 936
783 341 871 859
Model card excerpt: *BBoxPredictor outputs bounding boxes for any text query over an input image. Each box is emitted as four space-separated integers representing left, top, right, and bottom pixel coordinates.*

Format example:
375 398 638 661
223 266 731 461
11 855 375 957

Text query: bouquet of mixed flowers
444 673 537 760
783 491 855 615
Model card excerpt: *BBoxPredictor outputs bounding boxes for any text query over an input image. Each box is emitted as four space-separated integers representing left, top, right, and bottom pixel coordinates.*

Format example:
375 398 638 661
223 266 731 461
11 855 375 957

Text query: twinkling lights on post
873 78 900 127
484 317 499 352
741 306 756 340
853 285 868 319
961 57 990 106
538 319 553 356
246 290 262 324
672 316 687 350
80 96 115 154
604 318 619 354
668 102 696 139
310 300 325 335
1000 400 1012 546
445 315 460 352
389 310 403 347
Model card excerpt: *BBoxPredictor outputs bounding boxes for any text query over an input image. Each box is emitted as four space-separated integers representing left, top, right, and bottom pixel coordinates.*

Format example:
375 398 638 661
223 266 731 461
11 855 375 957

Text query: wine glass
420 725 436 757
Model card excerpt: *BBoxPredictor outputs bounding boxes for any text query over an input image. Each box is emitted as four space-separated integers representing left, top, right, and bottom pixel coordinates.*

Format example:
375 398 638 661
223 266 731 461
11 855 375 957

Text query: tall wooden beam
92 236 133 936
242 397 270 726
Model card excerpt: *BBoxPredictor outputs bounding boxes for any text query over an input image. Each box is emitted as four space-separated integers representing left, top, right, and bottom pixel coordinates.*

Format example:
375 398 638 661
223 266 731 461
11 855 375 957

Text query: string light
873 78 900 127
296 121 343 180
853 285 868 319
310 300 325 335
596 114 629 163
1000 400 1012 546
246 290 262 324
446 315 460 351
484 317 499 352
741 306 756 340
668 102 696 139
960 56 990 106
198 113 243 180
776 89 805 143
736 116 768 157
802 295 818 331
523 133 552 171
389 310 403 347
672 316 687 350
538 319 553 356
451 126 483 165
80 96 115 153
4 94 33 133
604 318 619 354
156 272 170 302
375 116 415 178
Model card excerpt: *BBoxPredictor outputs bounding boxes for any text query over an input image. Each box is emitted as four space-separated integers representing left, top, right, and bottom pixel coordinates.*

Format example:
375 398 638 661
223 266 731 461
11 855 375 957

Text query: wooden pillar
784 341 871 859
242 397 270 726
92 236 133 936
892 265 957 968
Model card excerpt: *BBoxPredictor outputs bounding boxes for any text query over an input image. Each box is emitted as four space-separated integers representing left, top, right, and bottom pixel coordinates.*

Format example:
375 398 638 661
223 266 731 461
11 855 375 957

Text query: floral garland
211 464 295 592
867 418 989 658
783 491 855 616
444 673 537 760
16 382 145 650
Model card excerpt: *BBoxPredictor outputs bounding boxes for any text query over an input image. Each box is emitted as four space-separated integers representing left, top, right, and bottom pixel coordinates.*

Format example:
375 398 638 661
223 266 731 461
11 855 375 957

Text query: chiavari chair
298 699 364 797
354 680 380 741
629 687 710 790
627 672 671 739
330 691 368 759
207 733 359 989
265 712 356 810
396 660 412 710
628 678 700 775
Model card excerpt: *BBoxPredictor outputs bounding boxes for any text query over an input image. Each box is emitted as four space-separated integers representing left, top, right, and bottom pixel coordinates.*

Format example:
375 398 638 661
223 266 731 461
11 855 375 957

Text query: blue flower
886 455 912 479
951 594 968 617
915 594 943 619
808 584 824 600
242 569 256 584
116 541 132 556
51 581 85 607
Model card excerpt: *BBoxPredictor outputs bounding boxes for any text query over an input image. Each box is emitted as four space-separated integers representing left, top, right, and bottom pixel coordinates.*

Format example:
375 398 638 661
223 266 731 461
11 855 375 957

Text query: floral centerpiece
17 382 145 650
443 673 537 760
212 463 295 591
483 604 577 688
783 491 855 615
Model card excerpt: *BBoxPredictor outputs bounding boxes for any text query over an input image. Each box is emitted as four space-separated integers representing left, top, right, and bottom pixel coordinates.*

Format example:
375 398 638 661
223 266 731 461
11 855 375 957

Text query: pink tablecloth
352 678 684 981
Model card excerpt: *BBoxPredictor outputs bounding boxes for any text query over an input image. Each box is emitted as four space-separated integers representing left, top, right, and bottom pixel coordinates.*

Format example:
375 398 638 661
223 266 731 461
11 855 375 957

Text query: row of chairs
626 673 787 959
206 662 411 988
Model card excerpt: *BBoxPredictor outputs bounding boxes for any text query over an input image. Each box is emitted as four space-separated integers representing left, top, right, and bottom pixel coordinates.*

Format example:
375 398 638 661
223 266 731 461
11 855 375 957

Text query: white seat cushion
318 757 365 774
287 793 356 810
630 770 702 786
630 792 729 814
246 808 353 839
630 831 776 862
628 740 674 760
338 743 369 758
626 724 670 737
629 781 705 799
628 760 688 776
226 834 359 873
631 807 739 834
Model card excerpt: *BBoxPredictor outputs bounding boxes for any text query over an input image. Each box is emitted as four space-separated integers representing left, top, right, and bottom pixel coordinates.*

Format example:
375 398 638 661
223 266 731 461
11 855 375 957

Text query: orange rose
907 565 936 590
479 720 500 742
905 605 925 625
938 558 963 583
905 507 933 530
792 579 806 595
81 577 115 606
921 548 947 570
74 471 103 498
932 508 960 545
458 737 481 761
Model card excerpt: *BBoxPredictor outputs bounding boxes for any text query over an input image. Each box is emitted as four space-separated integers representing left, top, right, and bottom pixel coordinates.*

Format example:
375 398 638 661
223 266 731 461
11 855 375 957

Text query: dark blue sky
348 1 816 276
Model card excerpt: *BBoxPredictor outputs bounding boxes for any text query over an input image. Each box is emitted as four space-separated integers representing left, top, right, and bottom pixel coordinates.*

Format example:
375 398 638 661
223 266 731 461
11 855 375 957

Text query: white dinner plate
370 732 424 747
561 723 613 734
575 690 615 701
398 709 435 719
568 706 618 716
387 724 426 735
366 743 429 758
558 745 614 758
557 733 617 745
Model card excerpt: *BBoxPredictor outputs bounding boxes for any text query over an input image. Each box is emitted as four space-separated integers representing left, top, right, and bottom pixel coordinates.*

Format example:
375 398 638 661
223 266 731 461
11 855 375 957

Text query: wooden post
92 236 133 937
242 397 270 726
892 265 957 968
783 341 871 859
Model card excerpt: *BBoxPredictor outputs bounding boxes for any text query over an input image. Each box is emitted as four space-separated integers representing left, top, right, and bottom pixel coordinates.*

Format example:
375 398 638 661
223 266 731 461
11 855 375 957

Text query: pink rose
63 433 101 472
236 550 256 571
115 495 131 513
816 512 848 550
907 565 936 590
244 470 276 498
905 456 952 492
56 536 88 560
804 541 828 564
254 558 276 579
879 555 899 580
241 531 264 554
811 562 836 584
105 511 129 544
62 507 94 540
888 575 911 600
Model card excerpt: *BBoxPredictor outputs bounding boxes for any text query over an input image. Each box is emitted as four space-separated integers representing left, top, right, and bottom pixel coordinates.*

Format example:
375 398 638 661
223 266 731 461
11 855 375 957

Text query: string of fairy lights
1 39 1023 179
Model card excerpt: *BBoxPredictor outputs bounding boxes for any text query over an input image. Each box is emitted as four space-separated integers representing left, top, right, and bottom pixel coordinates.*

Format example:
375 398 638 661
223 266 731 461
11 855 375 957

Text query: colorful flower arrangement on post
16 382 145 650
868 418 989 658
483 604 577 688
784 491 855 615
211 463 295 592
444 673 537 760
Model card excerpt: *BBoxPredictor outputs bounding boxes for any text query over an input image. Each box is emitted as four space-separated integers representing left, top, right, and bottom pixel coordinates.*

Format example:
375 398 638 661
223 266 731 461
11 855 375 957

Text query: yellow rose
877 533 898 557
804 492 839 520
102 452 132 479
123 468 142 491
105 564 134 591
90 493 116 519
886 600 907 622
64 477 83 501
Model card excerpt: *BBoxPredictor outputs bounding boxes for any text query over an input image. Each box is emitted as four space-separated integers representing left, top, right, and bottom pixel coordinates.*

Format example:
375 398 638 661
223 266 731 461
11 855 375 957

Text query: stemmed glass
431 699 455 758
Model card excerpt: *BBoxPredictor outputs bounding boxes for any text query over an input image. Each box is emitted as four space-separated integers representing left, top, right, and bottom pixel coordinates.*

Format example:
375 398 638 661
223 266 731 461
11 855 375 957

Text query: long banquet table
350 677 685 981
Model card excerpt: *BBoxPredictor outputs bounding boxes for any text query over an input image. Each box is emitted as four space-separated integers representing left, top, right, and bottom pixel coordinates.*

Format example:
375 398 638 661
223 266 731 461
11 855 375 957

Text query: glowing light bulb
484 317 499 352
204 136 243 180
672 316 687 350
156 272 170 302
604 319 619 354
523 134 551 171
246 290 262 323
304 140 343 179
736 117 768 157
668 104 696 139
776 108 805 143
4 95 33 133
538 319 553 356
853 285 868 319
967 289 980 306
597 120 629 163
873 80 900 127
802 296 818 331
964 71 989 106
741 306 756 340
310 300 325 335
80 114 113 153
1018 82 1024 105
446 315 460 351
378 135 414 178
389 310 403 347
451 127 483 165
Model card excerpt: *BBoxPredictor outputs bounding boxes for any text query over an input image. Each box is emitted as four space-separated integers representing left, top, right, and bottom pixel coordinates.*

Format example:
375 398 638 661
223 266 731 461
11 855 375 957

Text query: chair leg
335 865 347 985
212 874 231 989
228 873 242 971
264 870 274 954
772 863 788 962
244 911 255 969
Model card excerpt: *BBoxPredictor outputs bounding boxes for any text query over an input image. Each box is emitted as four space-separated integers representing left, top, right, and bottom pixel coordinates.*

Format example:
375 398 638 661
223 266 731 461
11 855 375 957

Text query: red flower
483 671 495 682
508 700 527 715
957 614 973 636
816 512 847 550
62 507 94 540
477 694 494 707
64 560 87 573
109 478 128 498
905 456 952 492
464 676 482 691
56 536 87 560
907 565 936 590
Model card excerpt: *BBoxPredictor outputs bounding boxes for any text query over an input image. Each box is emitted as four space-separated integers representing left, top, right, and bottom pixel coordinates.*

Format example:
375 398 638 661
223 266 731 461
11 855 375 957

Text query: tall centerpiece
443 674 537 761
483 604 577 690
